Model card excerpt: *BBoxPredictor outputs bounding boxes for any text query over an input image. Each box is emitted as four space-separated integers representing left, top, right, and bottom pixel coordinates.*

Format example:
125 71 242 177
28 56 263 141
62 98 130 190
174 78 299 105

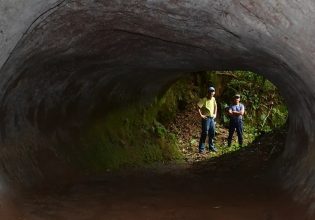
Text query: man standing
227 94 245 147
197 86 218 154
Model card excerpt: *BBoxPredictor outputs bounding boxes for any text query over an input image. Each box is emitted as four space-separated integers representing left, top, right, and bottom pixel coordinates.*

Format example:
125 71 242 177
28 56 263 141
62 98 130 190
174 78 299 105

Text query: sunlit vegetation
64 71 288 172
161 71 288 159
219 71 288 135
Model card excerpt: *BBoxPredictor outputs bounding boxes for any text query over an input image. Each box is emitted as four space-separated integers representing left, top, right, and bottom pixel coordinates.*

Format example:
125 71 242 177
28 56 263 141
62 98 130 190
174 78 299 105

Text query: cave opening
1 1 315 219
15 69 304 220
159 70 289 165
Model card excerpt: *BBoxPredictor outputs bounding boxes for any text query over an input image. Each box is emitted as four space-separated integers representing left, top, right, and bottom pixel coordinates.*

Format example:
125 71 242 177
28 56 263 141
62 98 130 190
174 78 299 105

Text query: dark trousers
198 117 215 152
228 118 243 147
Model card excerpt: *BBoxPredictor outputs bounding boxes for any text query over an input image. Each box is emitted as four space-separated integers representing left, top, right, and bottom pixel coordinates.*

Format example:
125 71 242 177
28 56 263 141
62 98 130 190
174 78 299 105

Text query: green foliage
62 70 288 172
157 76 199 123
73 103 182 173
217 71 288 135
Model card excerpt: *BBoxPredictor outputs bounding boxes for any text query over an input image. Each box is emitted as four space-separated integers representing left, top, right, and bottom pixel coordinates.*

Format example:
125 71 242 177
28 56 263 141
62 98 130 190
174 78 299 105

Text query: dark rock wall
1 0 315 205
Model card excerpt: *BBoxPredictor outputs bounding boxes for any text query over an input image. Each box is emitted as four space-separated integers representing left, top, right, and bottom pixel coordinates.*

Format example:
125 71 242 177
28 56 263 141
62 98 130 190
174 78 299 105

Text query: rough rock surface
1 0 315 211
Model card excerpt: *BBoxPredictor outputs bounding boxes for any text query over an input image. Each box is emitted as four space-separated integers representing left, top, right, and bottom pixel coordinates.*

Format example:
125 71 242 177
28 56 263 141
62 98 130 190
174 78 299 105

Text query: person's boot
199 143 206 153
209 146 218 152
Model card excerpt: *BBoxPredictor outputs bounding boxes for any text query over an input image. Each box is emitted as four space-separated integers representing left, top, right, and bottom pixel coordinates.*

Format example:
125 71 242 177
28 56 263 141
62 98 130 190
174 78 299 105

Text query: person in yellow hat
197 86 218 153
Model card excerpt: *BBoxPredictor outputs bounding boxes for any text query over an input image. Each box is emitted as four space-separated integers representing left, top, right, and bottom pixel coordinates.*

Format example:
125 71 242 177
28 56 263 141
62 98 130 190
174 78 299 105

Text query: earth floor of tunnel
18 160 309 220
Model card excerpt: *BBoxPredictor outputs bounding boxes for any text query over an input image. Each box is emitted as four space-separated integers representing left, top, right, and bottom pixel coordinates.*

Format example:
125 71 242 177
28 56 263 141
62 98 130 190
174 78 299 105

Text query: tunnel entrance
1 1 315 218
54 70 288 173
161 71 288 164
18 71 309 220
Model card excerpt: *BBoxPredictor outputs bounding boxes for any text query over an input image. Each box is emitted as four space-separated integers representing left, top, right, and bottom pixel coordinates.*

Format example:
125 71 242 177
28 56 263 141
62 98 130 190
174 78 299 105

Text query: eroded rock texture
1 0 315 209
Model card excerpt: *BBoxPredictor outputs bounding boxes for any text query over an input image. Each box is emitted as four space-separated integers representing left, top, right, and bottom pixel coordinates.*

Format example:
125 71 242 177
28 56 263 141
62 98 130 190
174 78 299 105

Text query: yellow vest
197 97 217 117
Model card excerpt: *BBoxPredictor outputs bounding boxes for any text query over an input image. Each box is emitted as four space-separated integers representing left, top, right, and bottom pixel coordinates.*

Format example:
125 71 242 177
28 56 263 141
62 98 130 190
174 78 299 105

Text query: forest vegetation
66 71 288 172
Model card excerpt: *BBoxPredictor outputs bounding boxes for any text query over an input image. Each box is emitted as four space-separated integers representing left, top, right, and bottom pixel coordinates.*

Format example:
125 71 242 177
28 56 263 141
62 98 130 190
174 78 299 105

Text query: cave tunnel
1 0 315 219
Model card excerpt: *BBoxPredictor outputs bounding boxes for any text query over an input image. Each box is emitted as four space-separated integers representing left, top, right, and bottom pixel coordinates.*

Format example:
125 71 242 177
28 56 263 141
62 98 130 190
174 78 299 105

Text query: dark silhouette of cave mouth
1 1 315 218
